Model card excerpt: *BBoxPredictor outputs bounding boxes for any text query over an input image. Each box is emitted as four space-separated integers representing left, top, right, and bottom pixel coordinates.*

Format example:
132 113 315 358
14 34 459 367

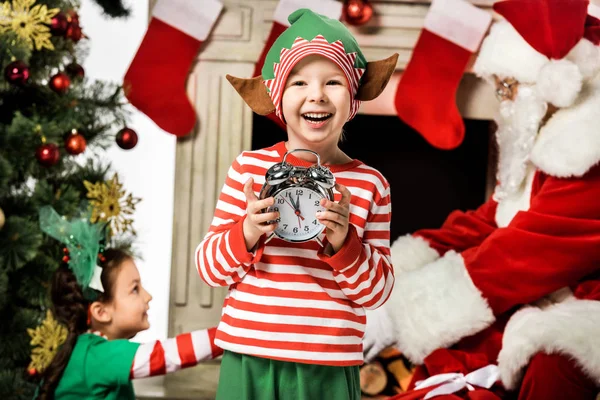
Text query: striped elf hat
227 8 398 123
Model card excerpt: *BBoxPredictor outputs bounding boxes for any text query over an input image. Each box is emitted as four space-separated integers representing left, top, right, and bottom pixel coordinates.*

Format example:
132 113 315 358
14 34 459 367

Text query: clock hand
289 194 297 209
283 197 296 211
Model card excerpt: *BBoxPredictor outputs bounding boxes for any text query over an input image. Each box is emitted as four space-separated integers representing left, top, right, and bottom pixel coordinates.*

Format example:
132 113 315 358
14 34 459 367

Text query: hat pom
536 59 583 108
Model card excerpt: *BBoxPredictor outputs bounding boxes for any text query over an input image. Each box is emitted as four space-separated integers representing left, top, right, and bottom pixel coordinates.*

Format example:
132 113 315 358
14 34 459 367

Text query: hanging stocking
123 0 223 136
394 0 491 150
254 0 343 130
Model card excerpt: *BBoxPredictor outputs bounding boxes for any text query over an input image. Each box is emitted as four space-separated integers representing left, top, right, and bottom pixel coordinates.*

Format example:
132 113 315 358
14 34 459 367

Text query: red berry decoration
49 73 71 94
50 12 69 36
4 60 30 85
115 127 138 150
65 10 83 42
65 62 85 80
64 130 87 155
342 0 374 26
36 143 60 167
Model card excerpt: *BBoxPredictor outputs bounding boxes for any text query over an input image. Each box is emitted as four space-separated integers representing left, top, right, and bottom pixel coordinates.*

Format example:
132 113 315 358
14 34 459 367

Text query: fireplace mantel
135 1 497 397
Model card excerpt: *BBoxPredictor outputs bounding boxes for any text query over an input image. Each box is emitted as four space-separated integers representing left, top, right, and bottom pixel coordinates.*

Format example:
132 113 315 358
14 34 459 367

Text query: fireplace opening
252 114 493 242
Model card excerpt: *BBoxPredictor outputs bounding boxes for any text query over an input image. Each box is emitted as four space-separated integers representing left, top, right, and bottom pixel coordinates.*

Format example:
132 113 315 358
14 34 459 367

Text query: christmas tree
0 0 139 397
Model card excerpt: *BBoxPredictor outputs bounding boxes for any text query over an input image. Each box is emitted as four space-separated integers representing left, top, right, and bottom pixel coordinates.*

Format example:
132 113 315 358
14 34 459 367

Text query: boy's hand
242 178 278 250
316 183 351 253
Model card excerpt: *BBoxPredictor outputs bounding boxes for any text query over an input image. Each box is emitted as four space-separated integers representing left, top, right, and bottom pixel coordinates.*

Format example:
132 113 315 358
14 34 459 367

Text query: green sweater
54 333 140 399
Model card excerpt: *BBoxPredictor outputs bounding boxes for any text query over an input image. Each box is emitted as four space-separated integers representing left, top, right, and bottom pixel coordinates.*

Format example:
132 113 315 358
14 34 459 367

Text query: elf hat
473 0 600 108
226 8 398 123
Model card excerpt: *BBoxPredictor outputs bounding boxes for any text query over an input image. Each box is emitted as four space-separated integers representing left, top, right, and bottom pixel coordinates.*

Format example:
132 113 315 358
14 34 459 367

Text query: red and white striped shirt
129 327 221 378
196 141 394 366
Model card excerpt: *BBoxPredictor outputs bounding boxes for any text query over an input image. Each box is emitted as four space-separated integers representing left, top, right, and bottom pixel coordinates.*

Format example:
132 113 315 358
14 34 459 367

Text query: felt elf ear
225 75 275 115
355 53 399 101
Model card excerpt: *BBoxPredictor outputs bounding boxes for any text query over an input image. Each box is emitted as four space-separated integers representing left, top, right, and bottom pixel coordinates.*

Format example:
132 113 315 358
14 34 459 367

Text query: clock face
267 186 326 242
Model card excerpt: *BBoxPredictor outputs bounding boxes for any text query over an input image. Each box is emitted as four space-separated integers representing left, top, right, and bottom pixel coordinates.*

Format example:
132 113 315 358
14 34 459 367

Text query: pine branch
0 217 43 272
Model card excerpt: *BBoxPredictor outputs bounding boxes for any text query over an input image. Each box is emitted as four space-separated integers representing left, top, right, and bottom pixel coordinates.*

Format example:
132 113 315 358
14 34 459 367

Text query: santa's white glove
363 302 400 363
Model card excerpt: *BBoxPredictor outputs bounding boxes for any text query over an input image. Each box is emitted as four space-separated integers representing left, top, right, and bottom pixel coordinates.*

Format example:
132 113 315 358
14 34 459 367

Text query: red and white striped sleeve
130 328 223 379
195 154 264 287
319 177 394 310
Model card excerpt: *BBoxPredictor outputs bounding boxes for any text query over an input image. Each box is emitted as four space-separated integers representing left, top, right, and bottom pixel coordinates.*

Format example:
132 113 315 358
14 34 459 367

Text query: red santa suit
365 0 600 399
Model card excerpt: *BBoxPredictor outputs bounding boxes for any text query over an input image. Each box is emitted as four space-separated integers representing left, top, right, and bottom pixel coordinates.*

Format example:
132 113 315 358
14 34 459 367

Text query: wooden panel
170 59 253 333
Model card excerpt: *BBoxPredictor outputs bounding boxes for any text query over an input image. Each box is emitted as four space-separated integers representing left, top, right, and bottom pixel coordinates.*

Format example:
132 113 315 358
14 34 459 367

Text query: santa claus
363 0 600 398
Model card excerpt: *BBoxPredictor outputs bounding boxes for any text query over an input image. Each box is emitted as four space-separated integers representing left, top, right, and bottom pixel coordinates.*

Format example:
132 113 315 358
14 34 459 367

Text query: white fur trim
566 39 600 80
531 81 600 177
536 59 583 108
390 235 440 273
388 251 495 365
589 3 600 19
274 0 343 26
473 21 548 83
153 0 222 42
498 299 600 390
424 0 492 53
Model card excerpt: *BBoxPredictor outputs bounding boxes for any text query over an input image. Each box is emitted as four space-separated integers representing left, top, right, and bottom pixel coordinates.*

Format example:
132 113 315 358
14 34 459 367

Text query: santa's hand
363 303 399 363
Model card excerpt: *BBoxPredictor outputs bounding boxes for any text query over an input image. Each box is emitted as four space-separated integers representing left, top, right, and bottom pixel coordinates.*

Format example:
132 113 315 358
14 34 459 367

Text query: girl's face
281 55 351 150
105 259 152 339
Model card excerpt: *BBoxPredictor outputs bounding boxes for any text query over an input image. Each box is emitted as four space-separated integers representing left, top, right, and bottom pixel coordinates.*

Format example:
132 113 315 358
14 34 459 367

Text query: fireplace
252 114 494 242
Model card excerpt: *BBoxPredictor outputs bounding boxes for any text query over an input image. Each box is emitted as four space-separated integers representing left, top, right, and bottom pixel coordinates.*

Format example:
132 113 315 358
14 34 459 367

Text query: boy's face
107 259 153 339
281 55 351 148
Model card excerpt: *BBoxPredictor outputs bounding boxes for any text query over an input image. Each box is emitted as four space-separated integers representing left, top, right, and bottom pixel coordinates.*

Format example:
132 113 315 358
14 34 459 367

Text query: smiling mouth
302 112 332 123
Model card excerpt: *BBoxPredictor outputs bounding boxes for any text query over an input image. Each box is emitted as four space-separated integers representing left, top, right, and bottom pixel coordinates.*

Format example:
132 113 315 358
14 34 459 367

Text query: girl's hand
242 178 278 251
316 183 351 253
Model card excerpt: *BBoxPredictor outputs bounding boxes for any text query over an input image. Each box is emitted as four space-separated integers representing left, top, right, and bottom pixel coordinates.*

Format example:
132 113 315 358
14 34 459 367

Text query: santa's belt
414 364 500 399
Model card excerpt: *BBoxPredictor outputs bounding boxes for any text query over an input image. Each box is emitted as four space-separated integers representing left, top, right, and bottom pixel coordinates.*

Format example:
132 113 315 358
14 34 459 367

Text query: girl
36 207 221 399
196 7 398 400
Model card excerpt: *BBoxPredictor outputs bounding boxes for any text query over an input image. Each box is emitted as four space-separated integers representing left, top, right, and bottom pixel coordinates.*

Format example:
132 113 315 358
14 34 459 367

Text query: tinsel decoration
84 173 141 236
0 0 59 50
27 310 68 374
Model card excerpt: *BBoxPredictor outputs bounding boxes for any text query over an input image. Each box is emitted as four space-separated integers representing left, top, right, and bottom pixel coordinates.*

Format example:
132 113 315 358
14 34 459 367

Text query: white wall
79 0 174 342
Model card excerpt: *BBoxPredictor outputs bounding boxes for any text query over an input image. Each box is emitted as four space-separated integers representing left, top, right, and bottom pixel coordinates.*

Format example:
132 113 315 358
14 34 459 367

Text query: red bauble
116 127 138 150
36 143 60 167
66 25 83 42
4 60 29 85
50 12 69 36
49 73 71 94
342 0 374 26
65 62 85 80
65 10 82 42
27 368 38 377
64 131 87 155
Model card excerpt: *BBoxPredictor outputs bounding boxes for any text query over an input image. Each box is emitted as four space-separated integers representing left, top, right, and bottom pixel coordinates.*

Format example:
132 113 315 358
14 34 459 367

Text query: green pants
216 351 361 400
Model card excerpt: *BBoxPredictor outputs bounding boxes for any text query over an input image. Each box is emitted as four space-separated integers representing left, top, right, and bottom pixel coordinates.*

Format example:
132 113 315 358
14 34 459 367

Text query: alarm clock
260 149 335 245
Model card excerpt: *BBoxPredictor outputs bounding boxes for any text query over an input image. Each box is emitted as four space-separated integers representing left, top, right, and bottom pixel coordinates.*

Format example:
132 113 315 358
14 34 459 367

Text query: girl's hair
37 248 132 400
